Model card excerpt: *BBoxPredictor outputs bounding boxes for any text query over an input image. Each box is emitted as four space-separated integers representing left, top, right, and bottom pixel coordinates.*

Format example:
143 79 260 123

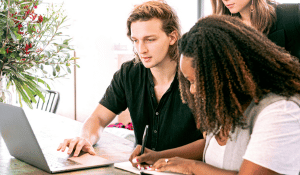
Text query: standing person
57 0 202 157
137 15 300 174
211 0 300 59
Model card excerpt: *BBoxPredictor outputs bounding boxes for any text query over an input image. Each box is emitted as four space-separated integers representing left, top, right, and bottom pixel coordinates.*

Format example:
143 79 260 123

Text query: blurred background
38 0 298 123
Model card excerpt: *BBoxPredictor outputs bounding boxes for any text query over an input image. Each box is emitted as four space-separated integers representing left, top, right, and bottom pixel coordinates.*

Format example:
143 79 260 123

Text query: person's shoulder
120 59 145 72
258 98 300 123
275 3 300 18
118 59 147 80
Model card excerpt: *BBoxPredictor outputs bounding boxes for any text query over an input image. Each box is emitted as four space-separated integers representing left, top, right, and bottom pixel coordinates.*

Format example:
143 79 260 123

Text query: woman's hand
129 145 161 170
152 157 195 175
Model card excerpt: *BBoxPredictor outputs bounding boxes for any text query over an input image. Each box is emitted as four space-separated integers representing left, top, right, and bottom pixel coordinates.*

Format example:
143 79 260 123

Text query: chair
34 90 60 113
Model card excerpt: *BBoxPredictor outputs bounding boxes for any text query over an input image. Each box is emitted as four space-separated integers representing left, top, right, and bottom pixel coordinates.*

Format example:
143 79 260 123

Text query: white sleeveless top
205 135 226 168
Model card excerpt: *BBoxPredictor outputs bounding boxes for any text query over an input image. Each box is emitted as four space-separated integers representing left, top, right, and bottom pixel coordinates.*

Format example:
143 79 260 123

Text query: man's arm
81 104 117 145
57 104 117 156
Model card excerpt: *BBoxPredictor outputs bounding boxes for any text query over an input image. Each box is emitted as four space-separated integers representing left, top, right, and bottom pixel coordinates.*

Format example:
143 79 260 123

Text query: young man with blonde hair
57 0 202 158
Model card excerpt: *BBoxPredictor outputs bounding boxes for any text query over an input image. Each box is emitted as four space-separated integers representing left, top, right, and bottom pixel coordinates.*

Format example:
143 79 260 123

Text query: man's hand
57 137 96 157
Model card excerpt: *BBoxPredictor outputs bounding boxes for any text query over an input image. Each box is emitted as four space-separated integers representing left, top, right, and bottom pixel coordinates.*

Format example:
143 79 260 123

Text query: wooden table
0 109 135 175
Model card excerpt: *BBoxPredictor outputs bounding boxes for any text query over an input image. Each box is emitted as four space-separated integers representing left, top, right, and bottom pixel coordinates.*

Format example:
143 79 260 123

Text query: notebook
114 161 182 175
0 102 114 173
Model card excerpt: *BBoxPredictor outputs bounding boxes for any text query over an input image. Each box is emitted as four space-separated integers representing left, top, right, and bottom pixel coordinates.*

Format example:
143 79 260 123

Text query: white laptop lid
0 102 113 173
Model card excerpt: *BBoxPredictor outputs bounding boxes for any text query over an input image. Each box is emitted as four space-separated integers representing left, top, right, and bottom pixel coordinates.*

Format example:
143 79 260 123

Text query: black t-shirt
267 3 300 59
100 60 203 151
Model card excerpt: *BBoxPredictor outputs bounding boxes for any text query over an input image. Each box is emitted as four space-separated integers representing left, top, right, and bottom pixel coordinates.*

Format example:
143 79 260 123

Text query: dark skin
128 56 280 175
130 140 278 174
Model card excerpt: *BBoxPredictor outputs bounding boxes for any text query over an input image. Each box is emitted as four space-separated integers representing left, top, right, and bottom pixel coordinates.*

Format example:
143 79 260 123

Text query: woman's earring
250 0 254 13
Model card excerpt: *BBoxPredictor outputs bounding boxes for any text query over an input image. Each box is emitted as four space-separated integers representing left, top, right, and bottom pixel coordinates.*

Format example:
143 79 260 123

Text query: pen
140 125 149 155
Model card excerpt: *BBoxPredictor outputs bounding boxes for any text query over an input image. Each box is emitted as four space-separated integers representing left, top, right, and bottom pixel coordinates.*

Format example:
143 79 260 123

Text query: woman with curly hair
211 0 300 59
134 15 300 174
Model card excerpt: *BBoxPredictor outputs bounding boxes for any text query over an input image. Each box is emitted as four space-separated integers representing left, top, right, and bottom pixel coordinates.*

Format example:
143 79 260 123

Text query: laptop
0 102 114 173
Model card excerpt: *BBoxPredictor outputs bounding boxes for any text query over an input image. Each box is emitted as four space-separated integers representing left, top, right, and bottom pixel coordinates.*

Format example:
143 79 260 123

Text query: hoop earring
250 0 254 13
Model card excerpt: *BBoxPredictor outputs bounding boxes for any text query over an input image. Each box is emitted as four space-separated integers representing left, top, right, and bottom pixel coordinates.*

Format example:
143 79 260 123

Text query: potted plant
0 0 78 108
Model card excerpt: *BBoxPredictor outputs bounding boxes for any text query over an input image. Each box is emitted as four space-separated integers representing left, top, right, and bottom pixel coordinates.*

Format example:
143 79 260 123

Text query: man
57 0 202 157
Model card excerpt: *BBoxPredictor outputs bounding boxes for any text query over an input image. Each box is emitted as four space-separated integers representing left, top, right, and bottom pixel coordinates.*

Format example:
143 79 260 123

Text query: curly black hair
178 15 300 134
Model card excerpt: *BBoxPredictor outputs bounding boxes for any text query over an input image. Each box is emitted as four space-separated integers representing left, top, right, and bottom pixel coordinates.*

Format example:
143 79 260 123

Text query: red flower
34 6 37 9
25 43 32 54
6 48 9 53
18 23 22 30
18 24 23 34
26 9 31 15
38 15 43 23
32 14 37 21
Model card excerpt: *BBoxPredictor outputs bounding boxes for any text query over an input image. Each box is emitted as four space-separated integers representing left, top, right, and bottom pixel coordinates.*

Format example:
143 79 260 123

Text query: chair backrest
34 90 60 113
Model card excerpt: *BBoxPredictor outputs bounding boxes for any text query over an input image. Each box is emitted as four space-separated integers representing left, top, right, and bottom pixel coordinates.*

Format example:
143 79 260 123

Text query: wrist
155 151 164 162
188 159 200 174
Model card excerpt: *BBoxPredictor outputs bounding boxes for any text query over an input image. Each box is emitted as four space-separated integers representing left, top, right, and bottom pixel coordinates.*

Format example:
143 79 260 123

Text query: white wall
41 0 198 122
37 0 299 122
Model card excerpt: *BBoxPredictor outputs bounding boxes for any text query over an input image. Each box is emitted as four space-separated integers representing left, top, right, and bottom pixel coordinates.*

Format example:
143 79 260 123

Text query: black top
268 3 300 59
100 60 203 151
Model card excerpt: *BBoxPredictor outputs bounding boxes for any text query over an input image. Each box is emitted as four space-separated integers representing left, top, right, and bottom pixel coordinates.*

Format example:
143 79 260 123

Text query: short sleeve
243 100 300 174
99 64 127 115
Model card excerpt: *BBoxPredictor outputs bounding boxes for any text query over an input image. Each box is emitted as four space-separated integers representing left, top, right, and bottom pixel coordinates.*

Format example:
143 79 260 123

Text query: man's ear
169 31 178 46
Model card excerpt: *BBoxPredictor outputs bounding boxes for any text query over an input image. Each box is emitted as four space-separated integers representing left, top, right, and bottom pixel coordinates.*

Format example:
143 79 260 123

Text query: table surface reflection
0 109 135 175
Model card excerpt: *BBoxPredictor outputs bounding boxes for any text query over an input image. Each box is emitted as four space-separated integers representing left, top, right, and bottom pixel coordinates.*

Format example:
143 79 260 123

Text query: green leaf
9 29 17 42
67 66 71 73
70 57 79 60
52 69 56 76
14 81 33 109
16 33 22 40
55 65 60 72
22 84 37 103
63 38 72 45
0 48 6 55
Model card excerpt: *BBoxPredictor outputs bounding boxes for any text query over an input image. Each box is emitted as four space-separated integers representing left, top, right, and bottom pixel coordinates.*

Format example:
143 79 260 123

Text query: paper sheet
114 161 182 175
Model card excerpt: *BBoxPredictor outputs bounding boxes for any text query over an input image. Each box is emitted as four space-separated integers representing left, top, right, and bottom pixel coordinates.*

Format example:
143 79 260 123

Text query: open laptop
0 102 114 173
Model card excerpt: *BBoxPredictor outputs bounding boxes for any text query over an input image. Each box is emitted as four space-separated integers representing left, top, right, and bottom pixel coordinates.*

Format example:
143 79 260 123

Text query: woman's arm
152 158 279 175
129 139 205 168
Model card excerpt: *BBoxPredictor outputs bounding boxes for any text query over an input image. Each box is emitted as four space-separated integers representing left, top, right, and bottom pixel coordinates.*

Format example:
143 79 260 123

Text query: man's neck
150 59 177 86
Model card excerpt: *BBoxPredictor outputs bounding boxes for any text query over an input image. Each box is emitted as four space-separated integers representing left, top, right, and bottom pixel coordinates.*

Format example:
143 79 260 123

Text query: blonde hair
210 0 277 34
127 0 181 62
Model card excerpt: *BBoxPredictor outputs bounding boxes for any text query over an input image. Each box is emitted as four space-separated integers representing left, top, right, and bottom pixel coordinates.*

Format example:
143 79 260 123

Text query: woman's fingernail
148 168 152 170
132 158 138 163
137 164 141 170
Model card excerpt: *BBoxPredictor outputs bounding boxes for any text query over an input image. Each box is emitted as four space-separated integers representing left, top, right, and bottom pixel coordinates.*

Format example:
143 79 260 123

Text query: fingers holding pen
130 147 161 170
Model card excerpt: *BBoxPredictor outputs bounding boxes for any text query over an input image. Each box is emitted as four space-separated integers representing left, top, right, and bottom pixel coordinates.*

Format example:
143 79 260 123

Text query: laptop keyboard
45 153 81 168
